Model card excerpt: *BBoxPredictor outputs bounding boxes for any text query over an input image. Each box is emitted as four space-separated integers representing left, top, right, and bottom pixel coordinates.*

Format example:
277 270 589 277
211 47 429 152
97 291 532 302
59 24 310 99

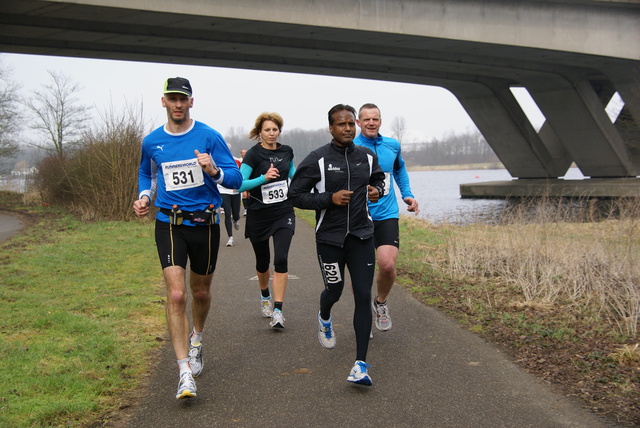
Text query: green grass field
0 194 165 426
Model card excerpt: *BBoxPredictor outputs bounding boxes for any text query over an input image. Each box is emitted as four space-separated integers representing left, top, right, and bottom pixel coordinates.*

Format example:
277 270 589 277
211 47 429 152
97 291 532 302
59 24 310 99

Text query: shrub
35 102 147 220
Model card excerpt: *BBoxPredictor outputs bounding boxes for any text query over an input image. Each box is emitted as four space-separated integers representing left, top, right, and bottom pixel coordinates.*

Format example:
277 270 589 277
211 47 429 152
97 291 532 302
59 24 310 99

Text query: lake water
397 168 585 224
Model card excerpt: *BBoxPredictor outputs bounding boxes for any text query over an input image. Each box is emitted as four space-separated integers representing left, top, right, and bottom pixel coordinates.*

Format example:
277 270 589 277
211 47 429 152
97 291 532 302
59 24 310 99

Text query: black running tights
221 193 241 238
316 235 375 362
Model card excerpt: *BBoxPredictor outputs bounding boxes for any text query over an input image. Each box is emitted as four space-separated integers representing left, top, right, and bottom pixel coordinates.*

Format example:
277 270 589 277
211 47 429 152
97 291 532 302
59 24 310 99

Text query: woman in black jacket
289 104 385 386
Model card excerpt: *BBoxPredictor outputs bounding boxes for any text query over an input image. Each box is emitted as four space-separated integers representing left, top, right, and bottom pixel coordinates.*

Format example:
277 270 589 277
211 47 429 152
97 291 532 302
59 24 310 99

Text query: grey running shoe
347 360 372 386
176 371 197 399
188 343 203 377
233 220 240 230
260 296 273 317
317 312 336 349
226 237 234 247
270 308 285 328
372 298 392 331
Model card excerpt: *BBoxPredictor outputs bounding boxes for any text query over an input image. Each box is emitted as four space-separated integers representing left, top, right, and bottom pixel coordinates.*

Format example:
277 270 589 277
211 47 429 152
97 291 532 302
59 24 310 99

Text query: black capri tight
251 227 294 274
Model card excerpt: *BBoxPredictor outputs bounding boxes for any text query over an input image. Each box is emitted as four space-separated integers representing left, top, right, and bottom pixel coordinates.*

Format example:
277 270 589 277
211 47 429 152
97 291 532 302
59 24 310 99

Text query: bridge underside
1 0 639 196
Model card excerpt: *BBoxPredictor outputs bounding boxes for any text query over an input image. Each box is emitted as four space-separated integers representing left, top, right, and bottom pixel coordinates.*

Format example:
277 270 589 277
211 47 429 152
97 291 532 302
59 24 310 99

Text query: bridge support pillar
525 74 637 178
604 64 640 170
446 80 572 179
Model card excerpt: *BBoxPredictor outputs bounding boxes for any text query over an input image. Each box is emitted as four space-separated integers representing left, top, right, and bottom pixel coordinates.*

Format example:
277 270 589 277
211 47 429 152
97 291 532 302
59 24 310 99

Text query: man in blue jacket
354 103 420 332
133 77 242 399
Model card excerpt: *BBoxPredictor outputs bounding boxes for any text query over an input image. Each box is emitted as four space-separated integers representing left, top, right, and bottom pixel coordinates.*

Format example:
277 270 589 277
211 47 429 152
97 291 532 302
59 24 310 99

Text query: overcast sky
3 52 547 146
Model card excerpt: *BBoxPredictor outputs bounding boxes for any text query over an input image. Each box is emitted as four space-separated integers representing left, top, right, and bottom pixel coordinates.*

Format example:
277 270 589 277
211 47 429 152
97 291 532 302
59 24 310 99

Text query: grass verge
0 192 165 427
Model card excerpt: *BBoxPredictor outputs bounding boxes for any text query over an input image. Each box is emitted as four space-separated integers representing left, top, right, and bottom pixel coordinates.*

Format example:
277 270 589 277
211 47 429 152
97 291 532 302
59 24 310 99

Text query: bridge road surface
114 218 615 428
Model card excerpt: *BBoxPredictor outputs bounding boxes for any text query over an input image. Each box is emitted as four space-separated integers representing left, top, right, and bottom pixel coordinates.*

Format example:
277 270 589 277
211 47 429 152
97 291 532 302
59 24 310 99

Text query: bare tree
403 129 499 167
23 70 91 158
282 127 330 162
390 116 407 143
0 60 21 159
224 126 250 155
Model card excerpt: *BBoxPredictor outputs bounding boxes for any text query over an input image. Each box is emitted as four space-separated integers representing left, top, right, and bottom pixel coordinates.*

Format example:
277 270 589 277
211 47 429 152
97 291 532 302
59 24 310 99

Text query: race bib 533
261 180 288 204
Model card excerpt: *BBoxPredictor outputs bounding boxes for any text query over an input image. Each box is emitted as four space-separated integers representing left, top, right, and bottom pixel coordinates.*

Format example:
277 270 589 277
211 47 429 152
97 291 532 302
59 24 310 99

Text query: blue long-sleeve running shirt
353 133 415 221
138 120 243 225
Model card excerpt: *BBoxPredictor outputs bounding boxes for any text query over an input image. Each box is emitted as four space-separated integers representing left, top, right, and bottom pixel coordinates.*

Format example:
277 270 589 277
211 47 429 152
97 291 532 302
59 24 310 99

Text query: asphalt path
106 216 620 428
0 211 24 243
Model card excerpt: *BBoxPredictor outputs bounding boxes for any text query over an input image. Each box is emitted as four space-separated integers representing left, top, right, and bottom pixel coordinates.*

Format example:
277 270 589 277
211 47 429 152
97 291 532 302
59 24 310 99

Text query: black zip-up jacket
289 140 385 248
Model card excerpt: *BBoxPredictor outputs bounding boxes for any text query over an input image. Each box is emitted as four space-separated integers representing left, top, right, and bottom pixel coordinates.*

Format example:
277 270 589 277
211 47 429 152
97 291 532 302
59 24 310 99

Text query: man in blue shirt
354 103 420 332
133 77 242 399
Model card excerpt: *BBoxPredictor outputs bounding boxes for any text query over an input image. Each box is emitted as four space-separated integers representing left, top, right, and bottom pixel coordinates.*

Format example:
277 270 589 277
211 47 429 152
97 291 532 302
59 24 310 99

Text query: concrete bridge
1 0 639 197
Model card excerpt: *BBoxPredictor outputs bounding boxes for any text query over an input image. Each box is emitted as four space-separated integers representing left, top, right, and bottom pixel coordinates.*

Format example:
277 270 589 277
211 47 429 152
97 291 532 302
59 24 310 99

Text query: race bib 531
163 158 204 192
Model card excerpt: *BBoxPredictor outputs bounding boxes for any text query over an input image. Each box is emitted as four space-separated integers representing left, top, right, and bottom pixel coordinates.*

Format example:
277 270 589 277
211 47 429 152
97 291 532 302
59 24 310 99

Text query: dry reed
439 195 640 337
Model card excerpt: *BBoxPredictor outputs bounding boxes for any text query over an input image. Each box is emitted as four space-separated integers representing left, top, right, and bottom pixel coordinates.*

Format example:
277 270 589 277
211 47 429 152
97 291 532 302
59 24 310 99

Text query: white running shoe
233 220 240 230
347 360 372 386
226 237 234 247
270 308 285 328
317 312 336 349
188 343 203 377
372 298 392 331
260 296 273 317
176 371 197 399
